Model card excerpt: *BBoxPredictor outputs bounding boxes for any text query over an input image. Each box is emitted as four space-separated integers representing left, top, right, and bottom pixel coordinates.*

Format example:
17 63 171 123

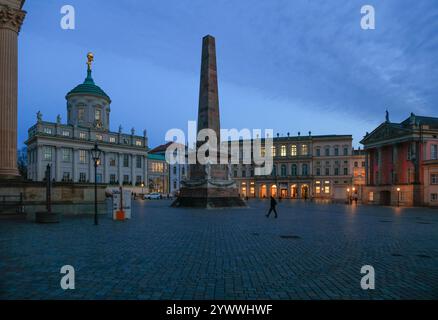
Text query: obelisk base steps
172 186 247 208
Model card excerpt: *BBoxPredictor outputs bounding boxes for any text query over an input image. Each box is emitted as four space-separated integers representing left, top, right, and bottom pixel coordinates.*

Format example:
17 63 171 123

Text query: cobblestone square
1 199 437 299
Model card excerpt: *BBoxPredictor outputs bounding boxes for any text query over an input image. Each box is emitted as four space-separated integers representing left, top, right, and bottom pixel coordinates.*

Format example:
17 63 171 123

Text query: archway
260 184 267 198
290 184 297 198
271 184 278 198
301 184 309 199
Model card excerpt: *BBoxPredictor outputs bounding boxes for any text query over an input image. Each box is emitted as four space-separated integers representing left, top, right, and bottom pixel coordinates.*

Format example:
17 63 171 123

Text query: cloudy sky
18 0 438 148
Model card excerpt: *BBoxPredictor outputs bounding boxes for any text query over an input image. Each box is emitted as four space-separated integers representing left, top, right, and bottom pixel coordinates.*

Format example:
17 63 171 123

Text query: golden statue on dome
86 52 94 70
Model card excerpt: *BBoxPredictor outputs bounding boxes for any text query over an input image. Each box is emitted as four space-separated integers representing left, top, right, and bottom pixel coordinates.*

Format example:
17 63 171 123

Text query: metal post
94 161 98 225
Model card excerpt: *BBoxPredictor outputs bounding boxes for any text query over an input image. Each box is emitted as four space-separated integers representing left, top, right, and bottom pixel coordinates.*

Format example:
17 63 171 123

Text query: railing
0 193 24 214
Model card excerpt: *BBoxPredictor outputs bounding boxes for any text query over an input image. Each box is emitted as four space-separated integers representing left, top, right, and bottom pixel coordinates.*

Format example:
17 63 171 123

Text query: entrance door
290 185 297 198
301 185 309 199
280 189 287 198
380 191 391 205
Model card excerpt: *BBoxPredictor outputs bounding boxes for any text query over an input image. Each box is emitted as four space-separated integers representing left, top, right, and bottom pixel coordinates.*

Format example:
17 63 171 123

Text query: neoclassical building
361 112 438 207
25 54 149 186
232 134 365 201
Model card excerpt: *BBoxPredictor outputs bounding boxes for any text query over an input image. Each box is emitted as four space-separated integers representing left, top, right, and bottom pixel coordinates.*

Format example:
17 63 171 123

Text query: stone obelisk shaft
0 1 26 178
197 35 220 141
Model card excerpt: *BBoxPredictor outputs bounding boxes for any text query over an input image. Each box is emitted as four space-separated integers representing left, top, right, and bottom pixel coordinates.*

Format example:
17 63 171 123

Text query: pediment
361 123 410 145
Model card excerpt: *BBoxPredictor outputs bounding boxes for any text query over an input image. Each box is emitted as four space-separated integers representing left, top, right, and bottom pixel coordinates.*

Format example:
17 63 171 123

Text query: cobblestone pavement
1 199 437 300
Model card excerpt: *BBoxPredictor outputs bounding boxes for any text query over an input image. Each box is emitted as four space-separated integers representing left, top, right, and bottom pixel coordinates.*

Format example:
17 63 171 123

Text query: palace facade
25 55 149 187
361 113 438 207
231 134 365 201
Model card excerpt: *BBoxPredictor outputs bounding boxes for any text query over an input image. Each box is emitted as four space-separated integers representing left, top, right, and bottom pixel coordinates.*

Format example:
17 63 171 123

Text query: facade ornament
385 109 390 123
227 163 233 180
118 125 122 133
56 114 61 124
86 52 94 70
143 129 147 138
131 127 135 135
0 5 27 33
37 111 42 122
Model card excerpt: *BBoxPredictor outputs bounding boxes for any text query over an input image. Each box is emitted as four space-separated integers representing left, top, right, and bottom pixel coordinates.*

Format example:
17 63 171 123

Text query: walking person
266 196 278 218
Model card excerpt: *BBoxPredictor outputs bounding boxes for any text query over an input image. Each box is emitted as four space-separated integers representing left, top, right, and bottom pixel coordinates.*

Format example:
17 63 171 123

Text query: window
334 148 339 156
325 168 330 176
110 174 116 184
62 148 71 162
431 145 438 160
316 168 321 176
354 161 358 167
78 108 85 121
431 174 438 185
334 168 339 176
136 175 142 185
343 147 348 156
280 145 286 157
79 150 87 163
324 186 330 194
62 172 70 181
123 154 129 167
250 169 254 177
301 144 308 156
109 157 116 166
136 155 142 168
242 170 246 178
316 148 321 156
79 172 86 183
431 193 438 202
302 164 308 176
43 147 52 161
362 161 365 167
79 132 87 139
173 166 177 175
173 180 177 189
271 145 276 157
291 145 297 156
234 171 237 178
151 162 164 173
135 140 142 147
96 134 103 141
123 175 129 184
315 181 321 194
344 167 348 175
62 130 70 137
96 174 102 183
95 108 101 121
272 165 277 176
369 192 374 201
291 164 297 176
281 164 287 177
43 127 53 135
182 167 185 175
325 148 330 156
109 137 116 143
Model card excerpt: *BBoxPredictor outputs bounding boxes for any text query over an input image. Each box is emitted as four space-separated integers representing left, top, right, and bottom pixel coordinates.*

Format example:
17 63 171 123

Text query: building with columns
360 112 438 207
0 0 26 178
25 54 149 187
232 134 365 201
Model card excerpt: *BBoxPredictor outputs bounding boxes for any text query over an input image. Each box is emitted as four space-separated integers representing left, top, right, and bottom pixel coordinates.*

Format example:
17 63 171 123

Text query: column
0 2 26 178
118 153 122 186
131 154 135 186
55 147 61 181
72 148 77 182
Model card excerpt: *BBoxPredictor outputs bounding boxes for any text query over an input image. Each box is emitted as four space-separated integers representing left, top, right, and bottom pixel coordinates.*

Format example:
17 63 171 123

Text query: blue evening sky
18 0 438 148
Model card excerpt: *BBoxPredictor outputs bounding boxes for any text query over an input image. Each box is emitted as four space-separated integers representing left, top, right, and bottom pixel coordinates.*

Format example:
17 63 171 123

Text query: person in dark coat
266 196 278 218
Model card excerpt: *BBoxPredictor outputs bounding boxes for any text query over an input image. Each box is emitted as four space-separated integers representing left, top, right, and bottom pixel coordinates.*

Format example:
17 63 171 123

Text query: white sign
112 189 132 220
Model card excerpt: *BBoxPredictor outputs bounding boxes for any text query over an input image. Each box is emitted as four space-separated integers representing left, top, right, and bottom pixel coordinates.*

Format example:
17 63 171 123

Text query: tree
17 146 27 179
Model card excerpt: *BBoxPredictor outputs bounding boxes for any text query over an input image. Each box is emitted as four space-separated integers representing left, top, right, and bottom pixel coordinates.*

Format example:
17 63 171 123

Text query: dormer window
78 108 85 121
95 108 102 121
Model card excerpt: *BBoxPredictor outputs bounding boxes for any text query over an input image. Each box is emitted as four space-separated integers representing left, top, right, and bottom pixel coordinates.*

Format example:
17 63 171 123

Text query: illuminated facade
361 113 438 207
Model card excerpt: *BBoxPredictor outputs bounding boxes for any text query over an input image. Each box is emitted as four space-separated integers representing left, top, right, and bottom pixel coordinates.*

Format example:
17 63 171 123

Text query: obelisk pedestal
0 1 26 179
172 35 245 208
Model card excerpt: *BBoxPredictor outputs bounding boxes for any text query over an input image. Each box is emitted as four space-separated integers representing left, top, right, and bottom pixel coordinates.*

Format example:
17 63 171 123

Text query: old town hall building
25 54 149 186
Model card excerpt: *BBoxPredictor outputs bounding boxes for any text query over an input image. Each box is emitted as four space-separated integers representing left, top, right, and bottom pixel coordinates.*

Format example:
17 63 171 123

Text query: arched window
291 145 297 156
272 165 277 176
280 145 286 157
291 164 297 176
302 163 308 176
281 164 287 176
271 145 276 157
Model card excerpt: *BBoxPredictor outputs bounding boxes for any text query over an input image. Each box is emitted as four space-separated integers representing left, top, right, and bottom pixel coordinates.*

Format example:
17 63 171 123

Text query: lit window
271 145 276 157
369 192 374 201
301 144 308 156
43 127 53 135
79 150 87 163
324 186 330 194
79 132 87 139
135 140 142 147
109 137 116 143
280 145 286 157
96 134 103 141
431 174 438 185
95 108 102 121
62 130 70 137
316 186 321 194
291 145 297 156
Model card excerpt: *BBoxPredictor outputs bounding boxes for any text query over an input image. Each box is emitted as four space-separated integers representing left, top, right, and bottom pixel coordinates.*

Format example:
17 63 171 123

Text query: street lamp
347 188 350 204
141 182 144 195
91 143 102 225
396 187 401 207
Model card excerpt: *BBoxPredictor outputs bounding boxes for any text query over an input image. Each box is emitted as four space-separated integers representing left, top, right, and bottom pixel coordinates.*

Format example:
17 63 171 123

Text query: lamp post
396 187 401 207
91 143 102 225
347 188 350 204
141 182 144 195
352 187 356 205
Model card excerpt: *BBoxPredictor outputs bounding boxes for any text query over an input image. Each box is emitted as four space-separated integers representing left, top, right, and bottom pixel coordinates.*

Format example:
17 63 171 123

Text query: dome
66 68 111 102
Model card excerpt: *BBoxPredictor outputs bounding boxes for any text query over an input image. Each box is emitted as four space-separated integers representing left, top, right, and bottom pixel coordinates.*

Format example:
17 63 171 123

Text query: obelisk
172 35 245 208
0 0 26 178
